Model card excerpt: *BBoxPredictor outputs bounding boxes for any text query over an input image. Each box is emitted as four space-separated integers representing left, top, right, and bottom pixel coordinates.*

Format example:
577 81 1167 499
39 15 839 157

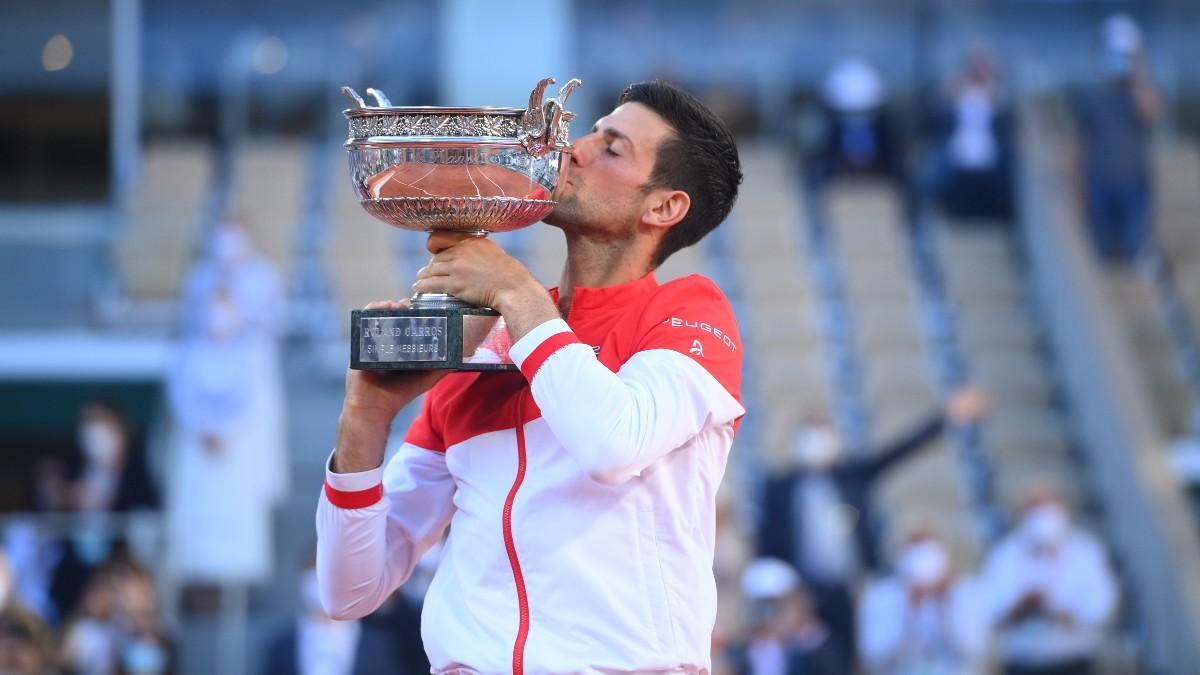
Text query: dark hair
617 81 742 267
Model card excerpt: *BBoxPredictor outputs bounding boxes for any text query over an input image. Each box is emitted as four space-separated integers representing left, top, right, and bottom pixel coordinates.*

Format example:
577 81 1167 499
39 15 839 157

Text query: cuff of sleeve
509 318 581 381
323 450 385 509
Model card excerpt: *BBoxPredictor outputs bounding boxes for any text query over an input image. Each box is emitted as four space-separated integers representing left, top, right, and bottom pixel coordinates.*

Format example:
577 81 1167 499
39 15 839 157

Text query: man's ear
640 189 691 231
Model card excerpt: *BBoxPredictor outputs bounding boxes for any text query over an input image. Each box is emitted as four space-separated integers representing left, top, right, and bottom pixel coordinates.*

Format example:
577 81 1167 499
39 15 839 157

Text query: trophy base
350 306 517 372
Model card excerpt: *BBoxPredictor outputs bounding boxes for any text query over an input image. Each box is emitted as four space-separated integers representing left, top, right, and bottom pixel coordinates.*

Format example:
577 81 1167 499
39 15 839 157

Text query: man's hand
1004 590 1046 624
413 232 559 342
945 384 988 426
201 434 224 456
334 299 448 474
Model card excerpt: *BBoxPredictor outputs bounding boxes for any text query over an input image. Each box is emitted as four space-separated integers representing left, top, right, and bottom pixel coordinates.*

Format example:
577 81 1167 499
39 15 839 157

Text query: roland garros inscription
361 317 448 362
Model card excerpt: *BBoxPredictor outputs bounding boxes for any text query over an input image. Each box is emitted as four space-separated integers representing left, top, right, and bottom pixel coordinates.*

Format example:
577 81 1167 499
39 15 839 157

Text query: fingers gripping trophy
341 77 581 371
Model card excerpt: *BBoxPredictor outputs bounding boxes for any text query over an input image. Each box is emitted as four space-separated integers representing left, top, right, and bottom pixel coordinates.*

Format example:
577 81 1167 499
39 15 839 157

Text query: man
1071 13 1161 265
726 558 848 675
858 527 989 675
983 483 1117 675
756 385 987 663
317 81 744 673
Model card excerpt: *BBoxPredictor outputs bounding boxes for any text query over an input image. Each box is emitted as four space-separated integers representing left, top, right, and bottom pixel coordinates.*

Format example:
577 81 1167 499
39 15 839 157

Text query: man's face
544 102 675 237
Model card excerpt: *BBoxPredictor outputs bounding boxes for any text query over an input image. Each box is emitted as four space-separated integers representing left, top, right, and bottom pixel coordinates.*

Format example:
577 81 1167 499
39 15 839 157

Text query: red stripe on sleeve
324 482 384 509
519 332 581 382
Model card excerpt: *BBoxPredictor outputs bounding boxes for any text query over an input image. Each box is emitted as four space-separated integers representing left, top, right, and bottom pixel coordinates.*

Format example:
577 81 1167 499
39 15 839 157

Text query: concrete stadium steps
931 223 1083 512
116 141 214 299
823 180 976 563
325 155 408 329
731 144 831 471
1105 269 1195 437
1156 141 1200 273
228 140 308 282
1154 140 1200 435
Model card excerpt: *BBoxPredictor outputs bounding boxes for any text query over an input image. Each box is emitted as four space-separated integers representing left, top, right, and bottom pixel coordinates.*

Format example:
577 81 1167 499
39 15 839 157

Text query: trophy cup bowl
342 77 581 371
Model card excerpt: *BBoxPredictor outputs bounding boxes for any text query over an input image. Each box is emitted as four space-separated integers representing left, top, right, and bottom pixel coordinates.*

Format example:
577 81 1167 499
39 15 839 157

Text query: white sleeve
314 443 456 620
509 319 745 485
1048 536 1118 627
857 579 904 667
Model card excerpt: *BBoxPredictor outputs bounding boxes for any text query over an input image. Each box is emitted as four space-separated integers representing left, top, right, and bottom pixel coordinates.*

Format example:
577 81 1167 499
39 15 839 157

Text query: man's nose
569 132 599 167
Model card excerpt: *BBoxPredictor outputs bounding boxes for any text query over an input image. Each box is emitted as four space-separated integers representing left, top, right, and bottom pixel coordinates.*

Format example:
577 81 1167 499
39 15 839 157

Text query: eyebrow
591 124 634 154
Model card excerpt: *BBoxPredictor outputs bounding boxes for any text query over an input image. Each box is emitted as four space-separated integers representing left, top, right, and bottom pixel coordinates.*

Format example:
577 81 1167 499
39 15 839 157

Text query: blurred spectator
0 605 55 675
3 522 58 623
35 401 159 513
113 567 172 675
263 554 428 675
924 47 1014 220
757 386 987 661
858 529 990 675
1071 13 1162 265
166 220 285 588
60 569 121 675
57 558 171 675
983 485 1117 675
725 558 848 675
808 58 900 184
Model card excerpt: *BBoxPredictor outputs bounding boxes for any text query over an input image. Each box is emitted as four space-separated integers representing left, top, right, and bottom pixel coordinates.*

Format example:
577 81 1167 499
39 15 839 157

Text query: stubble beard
544 182 640 242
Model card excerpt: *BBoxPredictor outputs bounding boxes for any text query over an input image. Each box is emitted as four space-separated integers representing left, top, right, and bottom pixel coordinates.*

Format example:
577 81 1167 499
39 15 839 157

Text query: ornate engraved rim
347 112 524 141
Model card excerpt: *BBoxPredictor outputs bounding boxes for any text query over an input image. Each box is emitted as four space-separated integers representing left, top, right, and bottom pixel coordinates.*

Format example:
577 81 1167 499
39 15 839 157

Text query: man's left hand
413 232 559 342
945 384 988 426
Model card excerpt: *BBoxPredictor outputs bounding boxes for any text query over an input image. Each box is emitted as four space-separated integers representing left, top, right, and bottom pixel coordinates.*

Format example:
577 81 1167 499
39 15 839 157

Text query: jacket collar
550 272 660 318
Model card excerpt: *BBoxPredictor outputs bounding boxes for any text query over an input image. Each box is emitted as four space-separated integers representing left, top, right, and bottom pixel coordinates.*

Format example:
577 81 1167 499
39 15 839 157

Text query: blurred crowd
0 215 291 675
714 469 1116 675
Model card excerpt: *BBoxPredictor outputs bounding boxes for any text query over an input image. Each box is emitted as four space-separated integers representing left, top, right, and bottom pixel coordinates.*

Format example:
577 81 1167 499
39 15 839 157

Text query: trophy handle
366 88 393 107
520 76 581 156
520 77 555 138
341 86 367 109
557 78 582 109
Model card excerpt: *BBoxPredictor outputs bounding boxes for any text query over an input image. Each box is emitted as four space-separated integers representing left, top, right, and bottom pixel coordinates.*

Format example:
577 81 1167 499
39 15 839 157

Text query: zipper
503 392 532 674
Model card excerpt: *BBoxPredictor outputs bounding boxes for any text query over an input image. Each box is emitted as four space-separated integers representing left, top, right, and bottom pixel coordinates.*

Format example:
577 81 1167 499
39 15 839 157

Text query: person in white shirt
168 222 287 588
317 81 745 673
983 485 1118 675
858 527 990 675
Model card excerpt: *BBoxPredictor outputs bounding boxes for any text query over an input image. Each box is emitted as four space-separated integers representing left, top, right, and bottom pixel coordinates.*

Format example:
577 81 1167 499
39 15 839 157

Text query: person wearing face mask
757 385 987 664
179 218 288 506
60 569 121 675
924 46 1014 221
33 401 158 515
67 402 159 514
725 558 848 675
166 217 286 592
115 567 173 675
982 485 1117 675
858 529 989 675
1069 13 1161 265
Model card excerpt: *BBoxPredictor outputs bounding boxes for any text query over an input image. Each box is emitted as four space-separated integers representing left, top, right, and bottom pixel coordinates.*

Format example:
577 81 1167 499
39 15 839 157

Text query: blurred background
2 0 1200 673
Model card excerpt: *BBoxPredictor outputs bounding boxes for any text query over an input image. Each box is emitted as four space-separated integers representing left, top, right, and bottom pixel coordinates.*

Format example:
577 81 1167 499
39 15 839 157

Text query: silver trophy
341 77 580 371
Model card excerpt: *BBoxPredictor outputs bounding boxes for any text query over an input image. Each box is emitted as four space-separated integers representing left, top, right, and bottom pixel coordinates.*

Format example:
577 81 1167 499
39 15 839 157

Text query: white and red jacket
316 272 745 674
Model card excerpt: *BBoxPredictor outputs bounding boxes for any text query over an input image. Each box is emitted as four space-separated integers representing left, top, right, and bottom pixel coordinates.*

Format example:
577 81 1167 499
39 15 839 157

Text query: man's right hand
333 299 448 474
